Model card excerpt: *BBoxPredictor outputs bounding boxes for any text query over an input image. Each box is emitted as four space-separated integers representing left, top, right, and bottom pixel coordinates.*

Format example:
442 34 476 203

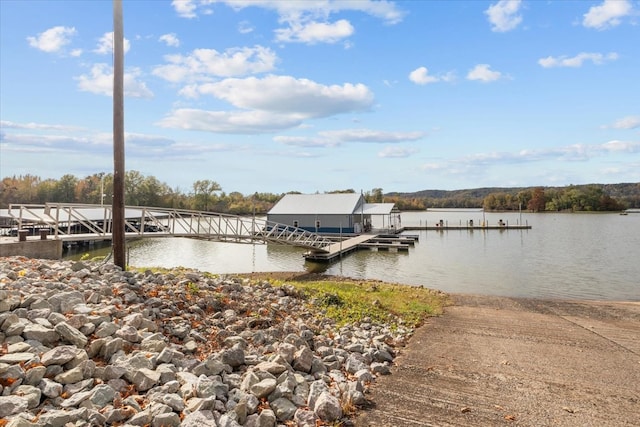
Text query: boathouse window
293 220 299 228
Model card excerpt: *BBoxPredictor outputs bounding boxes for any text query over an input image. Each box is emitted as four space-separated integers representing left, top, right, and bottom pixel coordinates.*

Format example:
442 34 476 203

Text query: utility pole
112 0 126 269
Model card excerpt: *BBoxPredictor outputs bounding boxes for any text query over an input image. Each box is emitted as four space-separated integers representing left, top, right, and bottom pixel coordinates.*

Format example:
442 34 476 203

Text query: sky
1 0 639 195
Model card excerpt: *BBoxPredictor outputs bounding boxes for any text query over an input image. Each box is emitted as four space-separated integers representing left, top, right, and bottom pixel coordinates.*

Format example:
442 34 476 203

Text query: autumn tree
192 179 222 211
527 187 546 212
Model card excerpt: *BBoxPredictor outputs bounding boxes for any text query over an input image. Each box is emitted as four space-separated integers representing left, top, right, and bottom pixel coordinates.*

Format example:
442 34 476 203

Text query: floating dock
403 225 531 230
303 234 419 262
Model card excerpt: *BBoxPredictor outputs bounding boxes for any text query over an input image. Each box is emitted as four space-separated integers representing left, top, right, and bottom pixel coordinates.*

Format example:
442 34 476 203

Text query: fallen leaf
461 407 471 413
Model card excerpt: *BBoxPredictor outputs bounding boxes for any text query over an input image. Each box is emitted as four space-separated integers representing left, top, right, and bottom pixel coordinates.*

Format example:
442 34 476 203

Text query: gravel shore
0 256 413 426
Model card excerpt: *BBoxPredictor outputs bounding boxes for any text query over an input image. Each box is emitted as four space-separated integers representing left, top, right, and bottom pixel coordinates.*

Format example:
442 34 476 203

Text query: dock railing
5 203 335 252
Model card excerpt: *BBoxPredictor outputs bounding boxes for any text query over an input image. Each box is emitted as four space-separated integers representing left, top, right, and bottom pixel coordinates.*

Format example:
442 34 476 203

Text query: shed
267 193 398 234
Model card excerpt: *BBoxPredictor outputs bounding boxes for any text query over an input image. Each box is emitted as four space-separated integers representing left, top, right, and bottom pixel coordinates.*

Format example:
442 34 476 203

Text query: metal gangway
3 203 334 253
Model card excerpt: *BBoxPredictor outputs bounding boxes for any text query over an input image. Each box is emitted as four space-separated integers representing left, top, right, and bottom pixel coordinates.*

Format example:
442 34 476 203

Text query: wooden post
112 0 126 269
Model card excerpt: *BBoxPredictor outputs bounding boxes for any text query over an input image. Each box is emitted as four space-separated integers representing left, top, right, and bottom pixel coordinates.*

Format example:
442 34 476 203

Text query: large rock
250 378 277 399
270 397 297 421
131 368 161 391
22 323 58 344
313 391 342 422
41 345 79 366
55 322 88 348
0 395 29 418
181 410 218 427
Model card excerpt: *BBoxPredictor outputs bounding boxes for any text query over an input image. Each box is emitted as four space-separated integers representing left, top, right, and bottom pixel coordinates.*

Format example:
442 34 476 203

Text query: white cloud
76 63 153 98
274 135 339 148
420 162 447 171
0 124 229 159
409 67 455 85
318 129 424 143
1 133 107 154
94 32 131 55
156 109 304 134
172 1 405 45
275 19 354 44
485 0 523 32
273 128 423 148
157 76 374 134
172 0 199 19
538 52 619 68
601 140 640 152
27 26 76 53
238 21 254 34
425 140 640 171
211 1 405 25
466 64 503 82
183 75 374 118
153 46 278 82
159 33 180 47
409 67 438 85
378 146 418 158
462 144 603 163
0 120 82 132
610 116 640 130
583 0 632 30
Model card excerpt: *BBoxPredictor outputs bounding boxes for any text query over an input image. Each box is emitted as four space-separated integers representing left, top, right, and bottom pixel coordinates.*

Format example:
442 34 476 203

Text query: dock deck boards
304 233 419 262
305 234 376 261
324 234 375 255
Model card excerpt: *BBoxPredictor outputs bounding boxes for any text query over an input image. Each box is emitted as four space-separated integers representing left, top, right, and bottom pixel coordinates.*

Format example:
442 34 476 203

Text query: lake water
68 211 640 301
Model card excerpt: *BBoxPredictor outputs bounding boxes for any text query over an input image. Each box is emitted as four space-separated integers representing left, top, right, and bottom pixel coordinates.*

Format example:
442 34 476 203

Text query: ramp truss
5 203 333 253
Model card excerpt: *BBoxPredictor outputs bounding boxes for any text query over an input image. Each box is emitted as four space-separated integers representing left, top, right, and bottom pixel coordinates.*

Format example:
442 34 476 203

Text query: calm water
68 211 640 301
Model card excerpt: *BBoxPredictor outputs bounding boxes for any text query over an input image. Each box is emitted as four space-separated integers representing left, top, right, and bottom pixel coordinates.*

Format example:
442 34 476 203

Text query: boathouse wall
272 213 355 233
267 193 366 234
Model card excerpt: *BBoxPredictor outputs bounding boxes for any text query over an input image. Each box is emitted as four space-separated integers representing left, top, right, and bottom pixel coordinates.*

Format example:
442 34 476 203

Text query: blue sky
1 0 639 195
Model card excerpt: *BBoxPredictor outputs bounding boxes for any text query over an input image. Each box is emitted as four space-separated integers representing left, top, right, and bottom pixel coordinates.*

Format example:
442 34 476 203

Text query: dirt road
355 295 640 426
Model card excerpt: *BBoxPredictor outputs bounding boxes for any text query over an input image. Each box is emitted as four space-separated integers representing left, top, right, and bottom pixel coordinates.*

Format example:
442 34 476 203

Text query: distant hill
387 183 639 199
387 187 526 200
384 183 640 210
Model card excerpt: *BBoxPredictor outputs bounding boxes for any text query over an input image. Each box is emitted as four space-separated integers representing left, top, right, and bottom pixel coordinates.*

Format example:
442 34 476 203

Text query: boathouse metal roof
361 203 396 215
268 193 364 215
268 194 395 216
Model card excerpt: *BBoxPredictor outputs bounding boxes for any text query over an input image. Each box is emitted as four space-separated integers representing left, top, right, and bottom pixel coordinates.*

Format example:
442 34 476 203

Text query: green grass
266 278 450 328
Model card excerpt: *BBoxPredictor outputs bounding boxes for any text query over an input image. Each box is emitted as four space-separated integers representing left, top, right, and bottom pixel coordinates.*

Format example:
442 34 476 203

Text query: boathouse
267 193 398 234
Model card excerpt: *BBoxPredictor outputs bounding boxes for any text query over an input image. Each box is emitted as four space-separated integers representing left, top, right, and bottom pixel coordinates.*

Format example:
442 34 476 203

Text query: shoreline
237 271 640 304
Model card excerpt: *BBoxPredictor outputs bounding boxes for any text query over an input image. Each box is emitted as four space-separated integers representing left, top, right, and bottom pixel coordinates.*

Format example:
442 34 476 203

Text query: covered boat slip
267 193 400 234
267 193 414 262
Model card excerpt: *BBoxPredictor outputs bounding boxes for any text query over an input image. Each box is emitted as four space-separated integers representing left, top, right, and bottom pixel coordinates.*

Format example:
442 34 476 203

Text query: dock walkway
304 234 418 262
305 234 373 262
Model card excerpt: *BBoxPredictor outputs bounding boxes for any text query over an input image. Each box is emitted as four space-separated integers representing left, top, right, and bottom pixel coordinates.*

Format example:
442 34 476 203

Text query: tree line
0 172 280 215
387 183 639 211
1 173 637 213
